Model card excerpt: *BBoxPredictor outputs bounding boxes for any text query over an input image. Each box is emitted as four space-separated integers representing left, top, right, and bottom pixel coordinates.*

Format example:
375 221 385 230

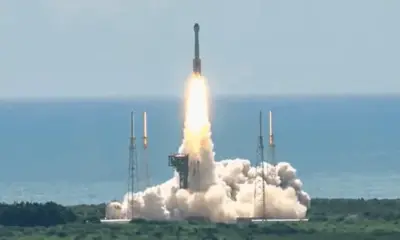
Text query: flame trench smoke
106 74 311 222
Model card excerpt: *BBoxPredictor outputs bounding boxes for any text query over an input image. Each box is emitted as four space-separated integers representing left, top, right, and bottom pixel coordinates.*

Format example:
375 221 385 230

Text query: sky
0 0 399 98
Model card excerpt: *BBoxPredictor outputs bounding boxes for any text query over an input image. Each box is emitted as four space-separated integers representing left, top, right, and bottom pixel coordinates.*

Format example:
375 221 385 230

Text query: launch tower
142 112 150 188
268 111 276 165
168 154 189 189
128 111 139 219
254 111 266 219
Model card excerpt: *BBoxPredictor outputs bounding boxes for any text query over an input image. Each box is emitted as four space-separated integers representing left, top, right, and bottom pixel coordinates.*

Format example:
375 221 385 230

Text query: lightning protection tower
268 111 276 165
128 111 139 219
254 111 266 219
142 111 150 188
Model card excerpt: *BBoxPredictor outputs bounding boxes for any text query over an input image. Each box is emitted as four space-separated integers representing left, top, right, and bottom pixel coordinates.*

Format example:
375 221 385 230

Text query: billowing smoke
106 76 311 222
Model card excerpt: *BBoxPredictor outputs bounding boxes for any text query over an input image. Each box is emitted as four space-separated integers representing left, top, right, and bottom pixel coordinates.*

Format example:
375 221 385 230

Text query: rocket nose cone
194 23 200 32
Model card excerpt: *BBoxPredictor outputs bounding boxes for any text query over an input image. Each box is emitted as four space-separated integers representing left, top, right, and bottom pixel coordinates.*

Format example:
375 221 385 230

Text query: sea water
0 95 399 205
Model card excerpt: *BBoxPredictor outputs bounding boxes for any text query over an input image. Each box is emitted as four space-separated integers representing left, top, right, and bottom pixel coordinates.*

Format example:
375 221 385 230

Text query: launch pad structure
128 111 138 218
168 154 189 189
244 110 308 223
102 23 309 224
254 111 266 220
101 109 310 224
268 111 276 165
101 111 150 224
142 112 150 188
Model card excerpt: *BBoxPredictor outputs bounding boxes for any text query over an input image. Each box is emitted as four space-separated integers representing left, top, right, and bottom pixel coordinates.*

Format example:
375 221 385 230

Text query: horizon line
1 93 400 103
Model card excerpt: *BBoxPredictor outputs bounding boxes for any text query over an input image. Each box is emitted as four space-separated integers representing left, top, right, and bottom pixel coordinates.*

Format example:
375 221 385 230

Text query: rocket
193 23 201 75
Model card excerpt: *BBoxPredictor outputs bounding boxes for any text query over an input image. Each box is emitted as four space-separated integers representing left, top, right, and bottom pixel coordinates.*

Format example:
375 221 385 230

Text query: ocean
0 95 399 205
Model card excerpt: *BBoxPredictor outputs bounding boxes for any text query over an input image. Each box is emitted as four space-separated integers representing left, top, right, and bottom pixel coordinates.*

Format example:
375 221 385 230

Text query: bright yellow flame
184 73 209 134
182 73 211 157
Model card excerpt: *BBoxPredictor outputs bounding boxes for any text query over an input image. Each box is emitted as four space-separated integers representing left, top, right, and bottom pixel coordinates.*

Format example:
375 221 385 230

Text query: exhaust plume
106 74 311 222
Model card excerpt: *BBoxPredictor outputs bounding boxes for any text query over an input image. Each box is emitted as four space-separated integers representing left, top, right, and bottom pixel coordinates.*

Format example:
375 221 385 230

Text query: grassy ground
1 219 400 239
2 198 400 239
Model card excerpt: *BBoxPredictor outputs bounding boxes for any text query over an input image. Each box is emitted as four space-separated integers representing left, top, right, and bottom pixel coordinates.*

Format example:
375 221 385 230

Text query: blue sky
0 0 399 98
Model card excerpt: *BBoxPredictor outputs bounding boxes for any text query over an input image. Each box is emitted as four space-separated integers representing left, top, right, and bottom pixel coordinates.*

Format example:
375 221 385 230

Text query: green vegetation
1 198 400 239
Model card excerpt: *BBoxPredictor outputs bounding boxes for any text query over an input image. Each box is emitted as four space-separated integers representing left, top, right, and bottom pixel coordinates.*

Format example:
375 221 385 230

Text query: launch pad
102 22 310 224
100 217 309 225
236 218 309 224
100 219 131 224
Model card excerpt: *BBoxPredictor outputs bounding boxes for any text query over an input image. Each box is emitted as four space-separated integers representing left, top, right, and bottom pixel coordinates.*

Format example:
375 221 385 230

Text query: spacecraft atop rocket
193 23 201 75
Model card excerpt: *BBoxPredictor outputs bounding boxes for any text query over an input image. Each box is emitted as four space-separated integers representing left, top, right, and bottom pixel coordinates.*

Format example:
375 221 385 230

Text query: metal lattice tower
128 111 138 219
254 111 266 218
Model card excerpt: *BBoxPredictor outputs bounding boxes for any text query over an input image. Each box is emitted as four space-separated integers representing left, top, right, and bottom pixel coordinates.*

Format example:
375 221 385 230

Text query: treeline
1 198 400 228
308 198 400 221
0 202 107 227
0 202 76 227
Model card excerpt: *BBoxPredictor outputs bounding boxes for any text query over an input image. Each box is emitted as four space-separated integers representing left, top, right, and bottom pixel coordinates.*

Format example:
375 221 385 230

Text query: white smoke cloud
105 111 311 222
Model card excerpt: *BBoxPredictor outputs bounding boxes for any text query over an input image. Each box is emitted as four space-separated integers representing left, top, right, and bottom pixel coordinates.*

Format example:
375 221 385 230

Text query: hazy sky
1 0 399 98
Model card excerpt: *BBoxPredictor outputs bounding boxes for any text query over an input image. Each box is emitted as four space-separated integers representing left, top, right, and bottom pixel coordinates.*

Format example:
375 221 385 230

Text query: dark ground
1 198 400 239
